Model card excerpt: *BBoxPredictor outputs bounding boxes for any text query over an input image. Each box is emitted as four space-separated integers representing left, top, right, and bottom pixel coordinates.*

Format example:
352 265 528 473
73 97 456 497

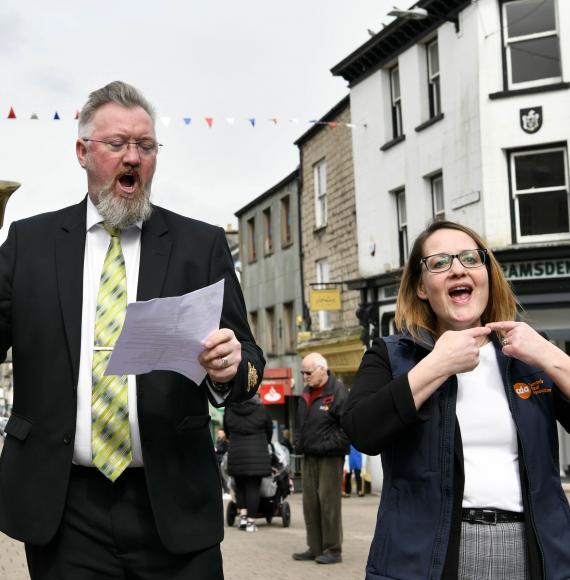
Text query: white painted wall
350 0 570 276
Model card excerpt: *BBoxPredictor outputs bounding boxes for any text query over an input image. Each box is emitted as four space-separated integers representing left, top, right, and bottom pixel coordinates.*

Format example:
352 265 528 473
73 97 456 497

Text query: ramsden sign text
501 259 570 280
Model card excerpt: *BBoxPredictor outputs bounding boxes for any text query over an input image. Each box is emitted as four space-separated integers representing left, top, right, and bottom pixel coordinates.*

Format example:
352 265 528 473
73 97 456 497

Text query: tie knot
103 223 121 238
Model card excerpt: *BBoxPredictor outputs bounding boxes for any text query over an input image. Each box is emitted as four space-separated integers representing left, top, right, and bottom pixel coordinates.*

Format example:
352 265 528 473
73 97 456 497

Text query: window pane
506 0 555 38
519 190 569 236
397 192 406 224
433 176 444 213
428 41 439 76
515 150 566 190
511 36 560 84
391 67 400 100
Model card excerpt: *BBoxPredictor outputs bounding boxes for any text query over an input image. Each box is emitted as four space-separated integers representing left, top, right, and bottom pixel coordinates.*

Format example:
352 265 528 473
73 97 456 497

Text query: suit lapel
55 198 87 388
137 206 171 301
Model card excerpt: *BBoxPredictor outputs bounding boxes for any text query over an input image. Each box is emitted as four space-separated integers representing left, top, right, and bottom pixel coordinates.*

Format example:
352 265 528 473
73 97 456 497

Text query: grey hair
312 353 328 370
78 81 156 137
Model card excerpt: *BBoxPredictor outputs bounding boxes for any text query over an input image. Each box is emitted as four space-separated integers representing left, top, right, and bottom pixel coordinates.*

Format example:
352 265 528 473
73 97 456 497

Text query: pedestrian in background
214 428 230 495
224 394 272 532
343 220 570 580
292 352 349 565
343 445 363 497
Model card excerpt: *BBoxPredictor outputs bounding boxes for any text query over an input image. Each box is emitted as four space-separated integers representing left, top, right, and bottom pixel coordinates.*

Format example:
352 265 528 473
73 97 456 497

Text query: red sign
259 383 285 405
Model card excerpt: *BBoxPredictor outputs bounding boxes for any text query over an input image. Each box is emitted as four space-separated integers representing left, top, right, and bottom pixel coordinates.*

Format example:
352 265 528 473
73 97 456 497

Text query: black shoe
315 552 342 564
292 550 316 561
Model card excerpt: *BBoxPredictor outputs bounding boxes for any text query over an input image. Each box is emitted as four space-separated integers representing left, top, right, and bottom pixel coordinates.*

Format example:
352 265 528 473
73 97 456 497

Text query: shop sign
310 288 341 311
258 383 285 405
501 258 570 280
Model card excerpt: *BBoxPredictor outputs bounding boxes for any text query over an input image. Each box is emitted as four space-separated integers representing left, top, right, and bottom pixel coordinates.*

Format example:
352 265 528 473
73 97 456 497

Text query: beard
95 178 153 229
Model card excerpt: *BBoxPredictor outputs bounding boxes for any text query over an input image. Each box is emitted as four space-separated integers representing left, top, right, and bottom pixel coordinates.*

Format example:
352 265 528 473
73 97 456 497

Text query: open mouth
117 172 139 195
448 285 472 303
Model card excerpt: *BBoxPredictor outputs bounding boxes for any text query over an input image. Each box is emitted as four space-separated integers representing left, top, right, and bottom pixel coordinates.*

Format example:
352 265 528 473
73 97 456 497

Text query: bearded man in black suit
0 81 264 580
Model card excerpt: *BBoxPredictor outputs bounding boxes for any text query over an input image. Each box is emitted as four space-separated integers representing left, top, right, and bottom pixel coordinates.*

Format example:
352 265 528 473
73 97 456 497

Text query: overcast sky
0 0 396 240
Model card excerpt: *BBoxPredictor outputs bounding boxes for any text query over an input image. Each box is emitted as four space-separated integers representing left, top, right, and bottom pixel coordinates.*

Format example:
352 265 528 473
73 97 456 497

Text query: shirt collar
86 194 143 232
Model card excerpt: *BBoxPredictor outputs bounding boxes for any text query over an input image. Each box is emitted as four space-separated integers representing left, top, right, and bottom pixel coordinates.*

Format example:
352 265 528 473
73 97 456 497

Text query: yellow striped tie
91 224 132 481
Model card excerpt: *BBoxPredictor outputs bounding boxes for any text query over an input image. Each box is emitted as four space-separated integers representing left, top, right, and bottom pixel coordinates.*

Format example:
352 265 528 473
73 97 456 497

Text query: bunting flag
0 106 367 130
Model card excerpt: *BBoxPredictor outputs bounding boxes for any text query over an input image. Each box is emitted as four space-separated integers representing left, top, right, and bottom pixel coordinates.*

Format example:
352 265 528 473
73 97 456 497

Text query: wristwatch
206 377 232 394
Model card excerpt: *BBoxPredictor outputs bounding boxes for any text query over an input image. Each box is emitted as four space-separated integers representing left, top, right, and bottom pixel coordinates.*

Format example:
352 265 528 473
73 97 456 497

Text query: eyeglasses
82 137 162 156
420 249 488 273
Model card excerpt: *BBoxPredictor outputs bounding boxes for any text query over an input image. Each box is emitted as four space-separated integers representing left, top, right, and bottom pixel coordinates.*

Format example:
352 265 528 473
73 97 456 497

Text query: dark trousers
25 466 224 580
233 475 262 518
344 468 362 495
301 455 343 556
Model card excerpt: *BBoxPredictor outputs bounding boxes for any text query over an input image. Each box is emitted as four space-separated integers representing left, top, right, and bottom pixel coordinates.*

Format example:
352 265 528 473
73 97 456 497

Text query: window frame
314 159 328 229
280 195 292 247
390 65 403 139
263 206 273 255
283 302 295 353
395 189 408 266
427 39 441 118
265 307 276 354
509 145 570 242
431 173 445 221
502 0 561 90
315 258 332 331
247 216 257 263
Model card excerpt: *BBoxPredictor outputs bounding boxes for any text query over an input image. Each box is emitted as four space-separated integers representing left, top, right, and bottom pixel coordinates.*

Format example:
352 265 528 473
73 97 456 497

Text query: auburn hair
395 221 518 339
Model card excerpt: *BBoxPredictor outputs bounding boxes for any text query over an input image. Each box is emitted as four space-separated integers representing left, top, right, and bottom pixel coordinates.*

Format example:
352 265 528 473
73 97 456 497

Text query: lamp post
0 180 20 229
388 6 459 32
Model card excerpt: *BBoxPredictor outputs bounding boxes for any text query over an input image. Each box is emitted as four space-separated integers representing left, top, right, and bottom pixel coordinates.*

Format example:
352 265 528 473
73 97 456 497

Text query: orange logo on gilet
514 382 532 399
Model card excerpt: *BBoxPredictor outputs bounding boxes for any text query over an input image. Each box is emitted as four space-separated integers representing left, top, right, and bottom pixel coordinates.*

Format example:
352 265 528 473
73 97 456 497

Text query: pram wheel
281 500 291 527
226 500 237 526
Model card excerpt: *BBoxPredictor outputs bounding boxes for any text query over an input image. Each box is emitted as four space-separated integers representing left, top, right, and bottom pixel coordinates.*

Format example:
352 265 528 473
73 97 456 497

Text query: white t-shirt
456 342 523 512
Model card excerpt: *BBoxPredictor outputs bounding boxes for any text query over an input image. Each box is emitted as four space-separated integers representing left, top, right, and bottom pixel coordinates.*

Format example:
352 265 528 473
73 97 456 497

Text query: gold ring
221 356 229 368
502 337 509 347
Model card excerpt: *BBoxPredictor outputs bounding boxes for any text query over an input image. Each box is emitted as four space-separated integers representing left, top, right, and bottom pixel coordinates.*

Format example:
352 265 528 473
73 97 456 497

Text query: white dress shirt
73 197 144 466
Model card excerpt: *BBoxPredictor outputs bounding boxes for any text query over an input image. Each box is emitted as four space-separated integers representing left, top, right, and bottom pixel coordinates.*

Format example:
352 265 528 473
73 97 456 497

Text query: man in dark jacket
292 352 349 565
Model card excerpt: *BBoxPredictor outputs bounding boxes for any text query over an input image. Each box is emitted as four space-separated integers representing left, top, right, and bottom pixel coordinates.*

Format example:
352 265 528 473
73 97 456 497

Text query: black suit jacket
0 197 264 554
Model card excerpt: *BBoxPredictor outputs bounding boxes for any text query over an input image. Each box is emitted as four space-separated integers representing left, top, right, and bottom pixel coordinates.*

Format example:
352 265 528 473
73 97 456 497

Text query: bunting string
1 107 366 130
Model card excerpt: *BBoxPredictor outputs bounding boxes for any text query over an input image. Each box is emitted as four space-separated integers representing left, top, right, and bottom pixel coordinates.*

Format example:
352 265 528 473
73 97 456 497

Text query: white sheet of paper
104 279 225 384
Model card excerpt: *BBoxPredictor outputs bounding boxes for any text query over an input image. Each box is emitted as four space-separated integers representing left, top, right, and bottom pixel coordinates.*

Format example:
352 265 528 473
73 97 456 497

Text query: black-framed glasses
82 137 162 156
420 249 488 273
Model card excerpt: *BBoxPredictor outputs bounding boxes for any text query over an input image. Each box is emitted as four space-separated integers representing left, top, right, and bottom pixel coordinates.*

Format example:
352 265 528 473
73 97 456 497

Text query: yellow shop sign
310 288 341 311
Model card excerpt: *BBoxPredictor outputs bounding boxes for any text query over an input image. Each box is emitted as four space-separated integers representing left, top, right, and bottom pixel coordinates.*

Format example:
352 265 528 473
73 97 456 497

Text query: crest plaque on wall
520 107 542 134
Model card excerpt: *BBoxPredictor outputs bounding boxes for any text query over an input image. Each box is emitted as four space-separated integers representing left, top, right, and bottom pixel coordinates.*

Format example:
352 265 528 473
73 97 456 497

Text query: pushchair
225 441 292 528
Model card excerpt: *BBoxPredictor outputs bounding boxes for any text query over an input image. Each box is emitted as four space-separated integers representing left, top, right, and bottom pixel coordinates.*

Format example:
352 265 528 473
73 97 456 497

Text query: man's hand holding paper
105 279 236 385
199 328 242 384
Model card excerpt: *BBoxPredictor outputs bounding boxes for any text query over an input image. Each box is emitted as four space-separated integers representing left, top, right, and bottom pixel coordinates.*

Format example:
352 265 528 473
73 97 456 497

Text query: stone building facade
295 97 363 385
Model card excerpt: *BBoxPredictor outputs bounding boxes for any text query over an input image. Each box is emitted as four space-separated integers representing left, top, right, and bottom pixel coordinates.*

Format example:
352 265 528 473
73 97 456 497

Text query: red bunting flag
7 107 16 119
205 117 214 128
270 117 278 124
329 121 337 129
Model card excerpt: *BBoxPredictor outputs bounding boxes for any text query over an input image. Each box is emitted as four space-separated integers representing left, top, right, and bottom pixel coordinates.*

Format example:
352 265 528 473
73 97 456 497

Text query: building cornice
331 0 471 86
